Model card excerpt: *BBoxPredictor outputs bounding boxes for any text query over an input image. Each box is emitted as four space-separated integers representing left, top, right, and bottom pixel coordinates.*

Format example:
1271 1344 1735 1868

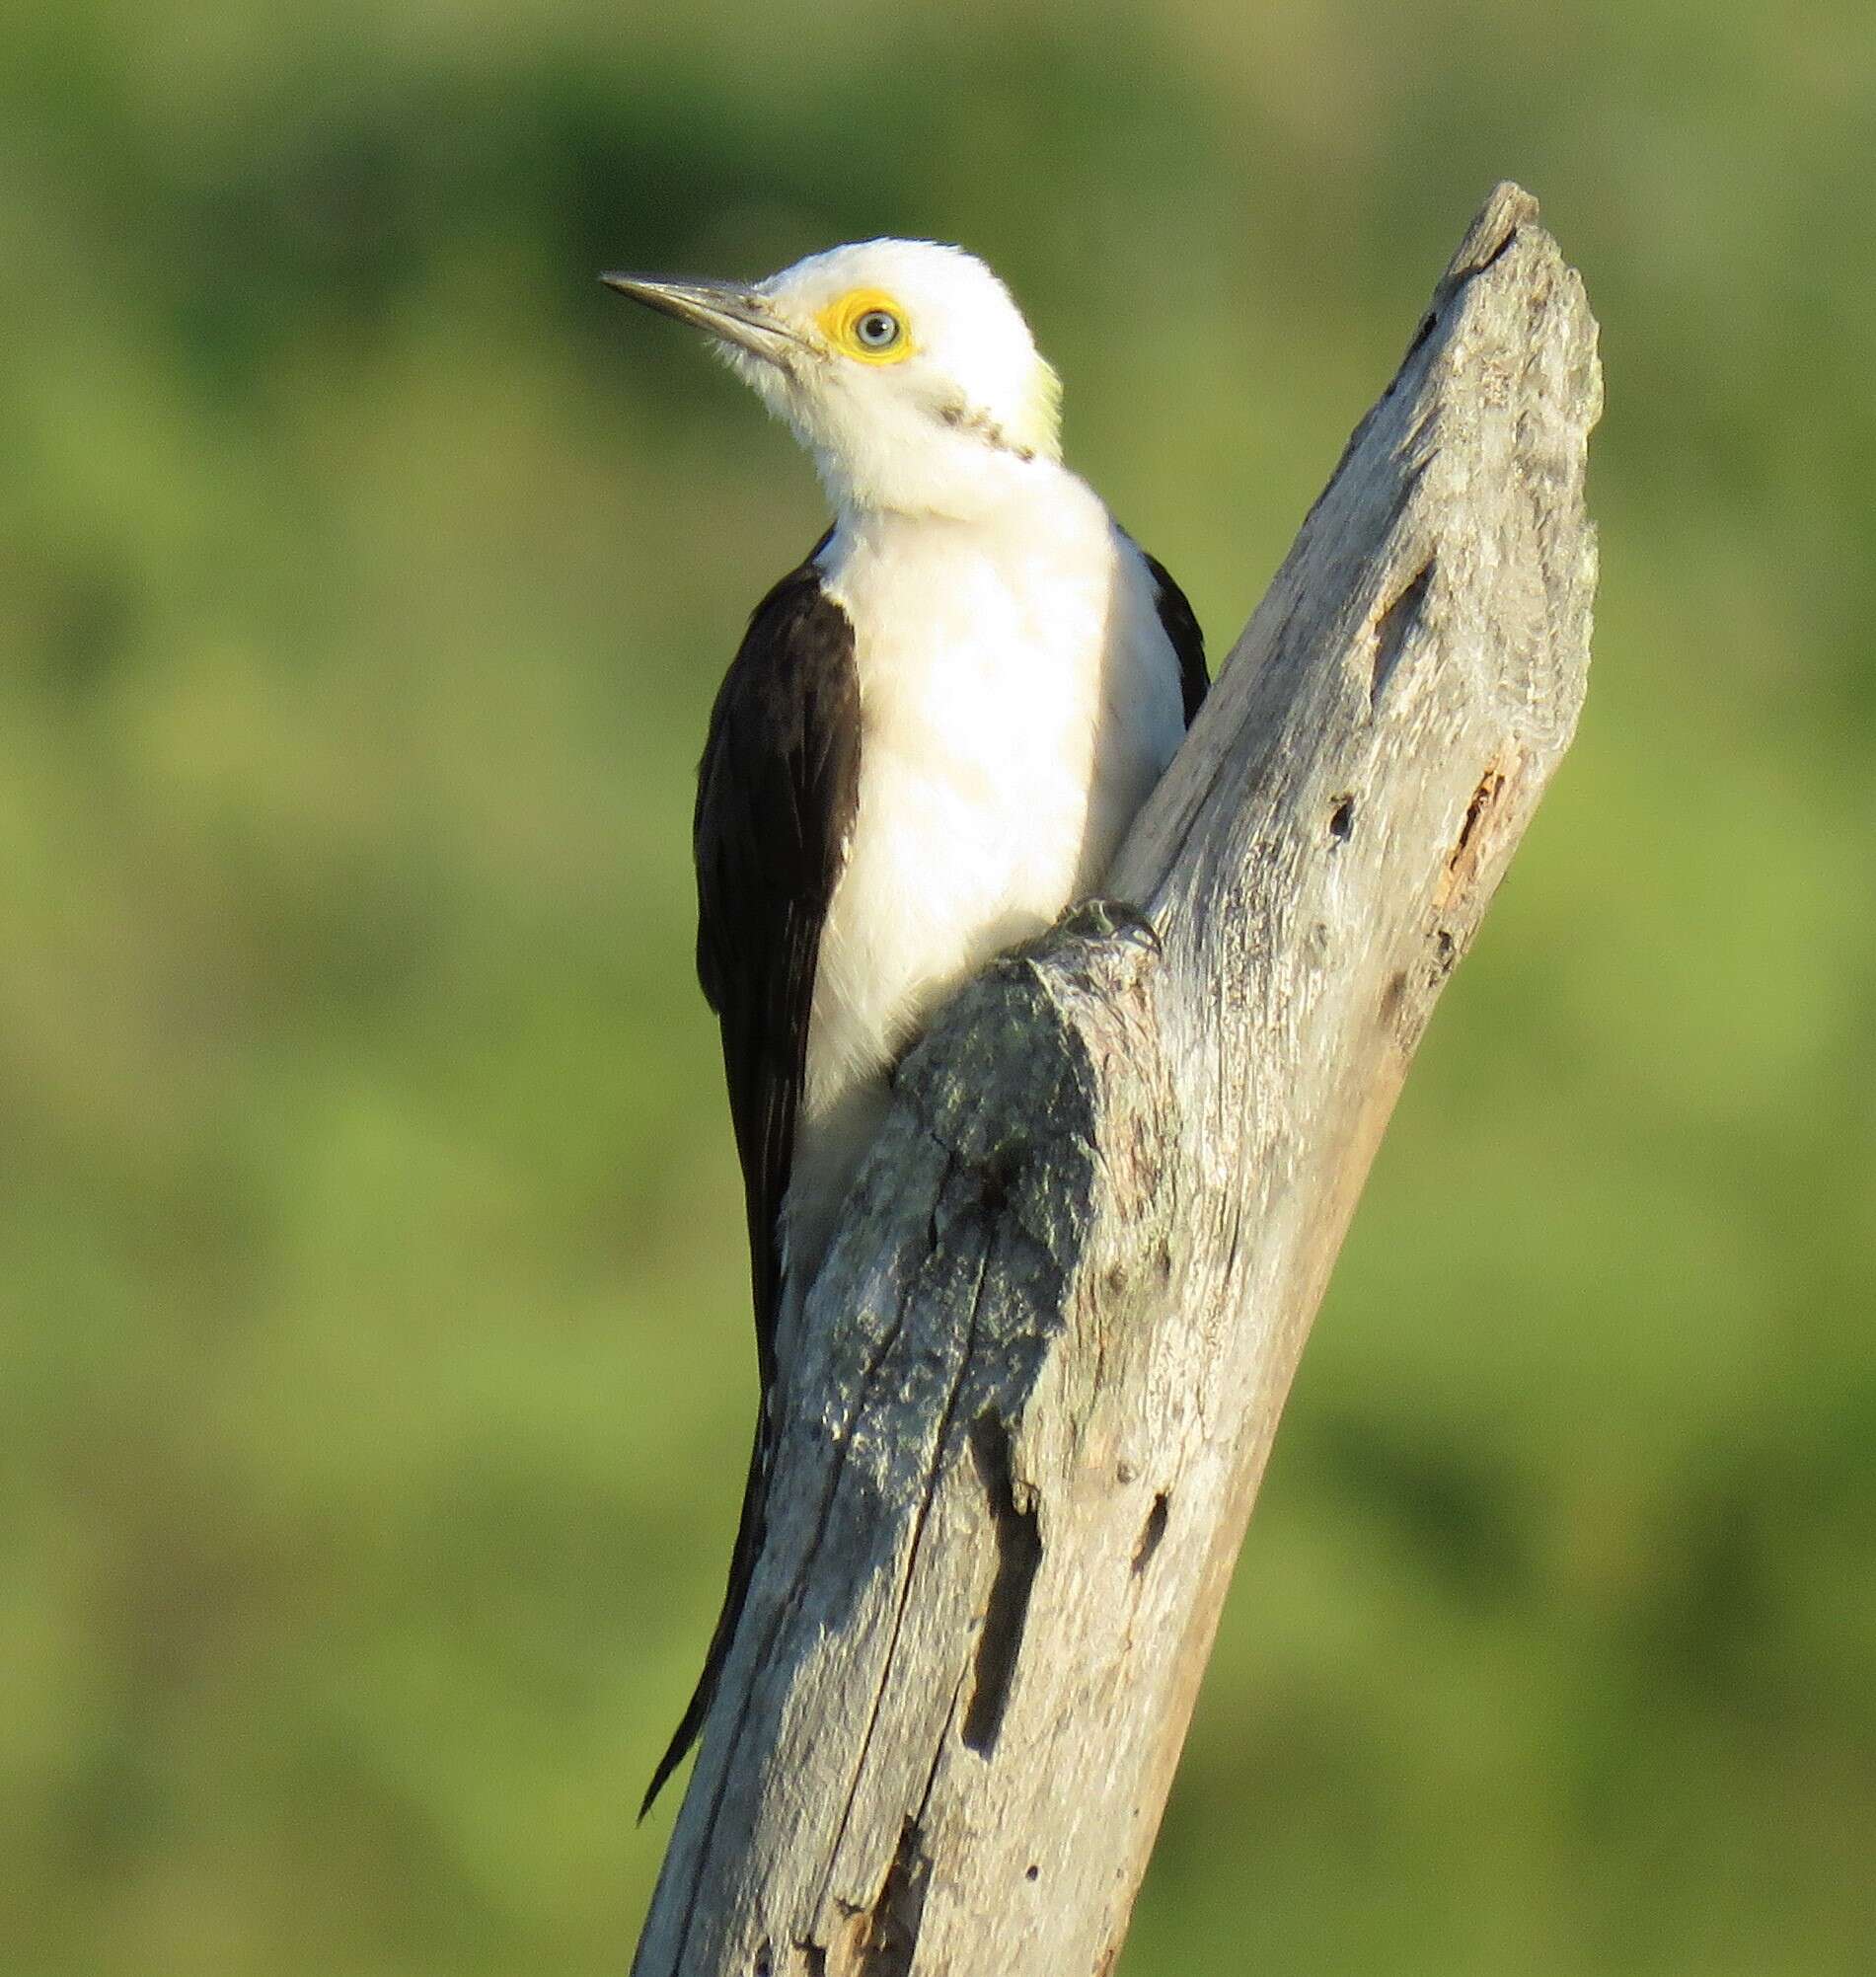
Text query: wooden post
632 182 1601 1977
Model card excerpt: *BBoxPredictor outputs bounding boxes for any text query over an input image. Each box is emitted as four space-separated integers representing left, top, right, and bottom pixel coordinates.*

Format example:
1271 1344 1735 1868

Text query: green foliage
4 2 1872 1970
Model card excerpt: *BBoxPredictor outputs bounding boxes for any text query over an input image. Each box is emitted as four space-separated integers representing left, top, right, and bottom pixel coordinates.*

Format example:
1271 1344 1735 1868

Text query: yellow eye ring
818 288 916 364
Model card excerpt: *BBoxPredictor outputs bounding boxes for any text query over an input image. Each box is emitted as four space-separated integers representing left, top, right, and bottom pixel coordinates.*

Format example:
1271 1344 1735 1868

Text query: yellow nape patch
816 288 917 364
1027 356 1064 457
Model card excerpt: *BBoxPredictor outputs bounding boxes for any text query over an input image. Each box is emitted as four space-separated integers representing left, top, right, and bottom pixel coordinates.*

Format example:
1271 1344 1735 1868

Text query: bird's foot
1063 894 1163 956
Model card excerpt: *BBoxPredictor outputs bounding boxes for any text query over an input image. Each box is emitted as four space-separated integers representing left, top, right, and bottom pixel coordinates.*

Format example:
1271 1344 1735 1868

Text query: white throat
741 358 1059 523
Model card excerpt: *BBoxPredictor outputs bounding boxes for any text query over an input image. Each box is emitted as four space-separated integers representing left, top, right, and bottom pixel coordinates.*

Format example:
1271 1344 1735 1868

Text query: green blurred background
5 1 1872 1971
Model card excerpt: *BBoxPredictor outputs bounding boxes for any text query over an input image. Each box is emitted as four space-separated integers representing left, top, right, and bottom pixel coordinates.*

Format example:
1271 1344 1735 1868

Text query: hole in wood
977 1143 1022 1217
1132 1491 1170 1575
1329 796 1356 842
963 1413 1042 1755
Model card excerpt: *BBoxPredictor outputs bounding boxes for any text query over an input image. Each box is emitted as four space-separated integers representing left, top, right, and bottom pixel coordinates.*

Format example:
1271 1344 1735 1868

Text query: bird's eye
854 308 902 350
816 290 914 361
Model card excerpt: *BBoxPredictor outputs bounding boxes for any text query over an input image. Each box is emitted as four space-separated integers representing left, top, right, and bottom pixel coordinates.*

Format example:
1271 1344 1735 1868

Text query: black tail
639 1418 771 1817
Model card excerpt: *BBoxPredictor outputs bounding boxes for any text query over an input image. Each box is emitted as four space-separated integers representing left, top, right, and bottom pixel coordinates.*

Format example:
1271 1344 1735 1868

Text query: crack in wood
1371 560 1434 707
1405 207 1524 364
1451 767 1502 865
962 1411 1043 1755
1433 763 1508 911
856 1818 932 1977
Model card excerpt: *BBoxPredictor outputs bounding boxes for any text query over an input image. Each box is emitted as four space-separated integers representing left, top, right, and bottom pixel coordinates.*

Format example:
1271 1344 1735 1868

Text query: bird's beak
600 272 805 366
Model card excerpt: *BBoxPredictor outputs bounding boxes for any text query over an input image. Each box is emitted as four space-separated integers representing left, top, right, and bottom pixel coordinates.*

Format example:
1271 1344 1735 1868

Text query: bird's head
604 239 1063 519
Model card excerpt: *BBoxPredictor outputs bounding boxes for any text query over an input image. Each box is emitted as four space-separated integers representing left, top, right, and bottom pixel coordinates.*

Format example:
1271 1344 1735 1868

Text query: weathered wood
632 182 1601 1977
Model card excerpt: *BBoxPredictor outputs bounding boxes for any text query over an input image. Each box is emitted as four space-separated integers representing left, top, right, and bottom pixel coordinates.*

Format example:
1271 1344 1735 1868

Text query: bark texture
632 181 1602 1977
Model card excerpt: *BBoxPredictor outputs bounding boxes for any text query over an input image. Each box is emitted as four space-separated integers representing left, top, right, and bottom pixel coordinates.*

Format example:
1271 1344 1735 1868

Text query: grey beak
600 272 804 364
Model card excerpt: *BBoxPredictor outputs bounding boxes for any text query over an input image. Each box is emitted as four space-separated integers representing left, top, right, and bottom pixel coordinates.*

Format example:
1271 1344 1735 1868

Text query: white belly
782 475 1186 1283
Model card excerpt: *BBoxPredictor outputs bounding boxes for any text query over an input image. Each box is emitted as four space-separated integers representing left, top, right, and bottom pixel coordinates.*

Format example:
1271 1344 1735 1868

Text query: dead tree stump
632 181 1602 1977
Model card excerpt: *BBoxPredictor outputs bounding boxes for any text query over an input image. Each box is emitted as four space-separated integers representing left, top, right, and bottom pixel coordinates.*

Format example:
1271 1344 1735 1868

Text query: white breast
781 466 1186 1286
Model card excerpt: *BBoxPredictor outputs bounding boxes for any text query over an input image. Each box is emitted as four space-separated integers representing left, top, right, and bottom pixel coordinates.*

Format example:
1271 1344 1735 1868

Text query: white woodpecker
604 239 1206 1812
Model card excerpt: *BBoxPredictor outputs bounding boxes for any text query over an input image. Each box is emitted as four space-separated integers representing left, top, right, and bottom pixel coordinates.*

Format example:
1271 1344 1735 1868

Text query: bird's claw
1066 895 1163 955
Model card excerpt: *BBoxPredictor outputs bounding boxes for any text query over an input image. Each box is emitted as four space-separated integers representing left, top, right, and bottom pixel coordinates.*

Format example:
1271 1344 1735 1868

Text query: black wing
642 541 861 1815
1140 547 1208 724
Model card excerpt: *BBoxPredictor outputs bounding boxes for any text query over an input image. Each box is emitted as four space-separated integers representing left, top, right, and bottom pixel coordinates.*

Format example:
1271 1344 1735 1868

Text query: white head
604 239 1063 519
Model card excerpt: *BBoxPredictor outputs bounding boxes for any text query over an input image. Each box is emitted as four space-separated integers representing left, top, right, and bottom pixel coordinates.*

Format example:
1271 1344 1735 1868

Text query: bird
604 238 1206 1813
